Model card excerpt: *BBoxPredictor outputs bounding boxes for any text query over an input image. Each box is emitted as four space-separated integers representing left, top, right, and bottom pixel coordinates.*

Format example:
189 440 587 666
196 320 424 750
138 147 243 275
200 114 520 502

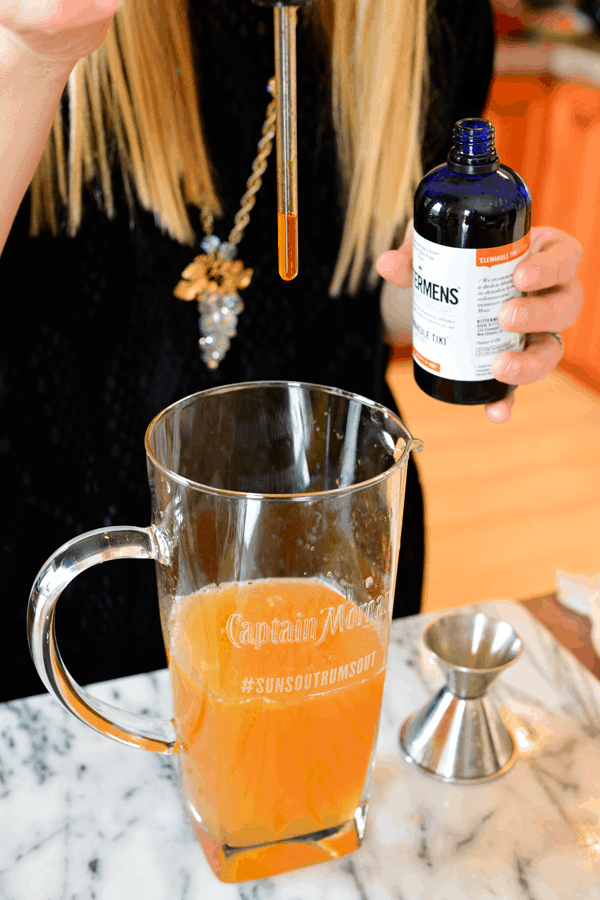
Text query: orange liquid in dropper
278 212 298 281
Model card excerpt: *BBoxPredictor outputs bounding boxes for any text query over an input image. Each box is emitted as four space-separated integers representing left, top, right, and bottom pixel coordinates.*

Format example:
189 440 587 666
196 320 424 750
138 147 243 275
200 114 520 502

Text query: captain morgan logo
225 598 385 650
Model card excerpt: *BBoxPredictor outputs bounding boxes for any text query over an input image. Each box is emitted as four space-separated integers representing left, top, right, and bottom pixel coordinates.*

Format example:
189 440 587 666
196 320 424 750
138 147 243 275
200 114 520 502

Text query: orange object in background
169 578 386 882
493 12 526 39
484 75 600 392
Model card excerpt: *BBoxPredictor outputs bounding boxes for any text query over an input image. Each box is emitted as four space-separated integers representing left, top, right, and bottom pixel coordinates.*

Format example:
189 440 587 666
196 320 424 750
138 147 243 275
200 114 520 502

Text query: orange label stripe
476 233 530 268
413 348 440 373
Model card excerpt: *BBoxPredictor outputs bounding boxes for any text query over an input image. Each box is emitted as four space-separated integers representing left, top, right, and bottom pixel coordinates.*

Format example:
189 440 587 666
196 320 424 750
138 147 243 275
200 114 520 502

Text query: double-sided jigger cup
400 613 523 784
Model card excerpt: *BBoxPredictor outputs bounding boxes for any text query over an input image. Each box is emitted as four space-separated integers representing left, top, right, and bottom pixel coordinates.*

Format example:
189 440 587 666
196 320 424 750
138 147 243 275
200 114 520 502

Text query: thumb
376 218 413 289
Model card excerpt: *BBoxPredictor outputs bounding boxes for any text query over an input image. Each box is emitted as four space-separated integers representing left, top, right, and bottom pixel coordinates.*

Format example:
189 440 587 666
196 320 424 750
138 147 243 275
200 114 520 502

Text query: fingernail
376 251 396 272
499 304 528 329
492 357 519 380
487 406 506 423
518 265 540 290
511 304 528 327
491 358 504 378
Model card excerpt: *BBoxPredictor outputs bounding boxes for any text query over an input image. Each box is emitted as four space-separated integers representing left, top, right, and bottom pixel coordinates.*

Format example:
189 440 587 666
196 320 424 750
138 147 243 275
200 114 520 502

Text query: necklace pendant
172 76 276 370
173 235 251 369
198 290 245 370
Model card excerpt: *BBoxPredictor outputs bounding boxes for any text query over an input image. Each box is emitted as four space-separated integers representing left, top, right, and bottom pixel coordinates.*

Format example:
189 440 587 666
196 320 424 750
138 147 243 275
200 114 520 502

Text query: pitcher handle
27 525 177 755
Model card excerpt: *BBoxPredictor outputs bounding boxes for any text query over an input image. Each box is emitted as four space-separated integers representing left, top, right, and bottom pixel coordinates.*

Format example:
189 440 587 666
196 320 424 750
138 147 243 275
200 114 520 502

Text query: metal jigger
400 613 522 784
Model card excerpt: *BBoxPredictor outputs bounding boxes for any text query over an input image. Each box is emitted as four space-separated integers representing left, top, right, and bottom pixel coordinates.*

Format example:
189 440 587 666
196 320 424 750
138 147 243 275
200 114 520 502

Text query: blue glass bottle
413 118 532 405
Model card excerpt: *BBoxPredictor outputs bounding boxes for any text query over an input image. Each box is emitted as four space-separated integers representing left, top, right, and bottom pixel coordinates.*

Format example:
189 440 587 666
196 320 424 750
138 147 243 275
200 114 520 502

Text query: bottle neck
447 118 499 174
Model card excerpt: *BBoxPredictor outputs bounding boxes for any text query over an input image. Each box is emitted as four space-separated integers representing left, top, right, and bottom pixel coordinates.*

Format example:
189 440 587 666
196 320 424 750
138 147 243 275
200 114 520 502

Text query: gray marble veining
2 601 600 899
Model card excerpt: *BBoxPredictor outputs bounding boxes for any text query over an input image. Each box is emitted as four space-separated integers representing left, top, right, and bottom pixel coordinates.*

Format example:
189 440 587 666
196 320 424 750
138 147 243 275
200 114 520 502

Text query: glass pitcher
27 381 423 882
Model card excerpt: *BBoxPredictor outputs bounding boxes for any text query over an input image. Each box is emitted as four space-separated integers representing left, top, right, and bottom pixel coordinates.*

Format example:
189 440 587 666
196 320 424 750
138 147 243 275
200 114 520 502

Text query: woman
0 0 582 701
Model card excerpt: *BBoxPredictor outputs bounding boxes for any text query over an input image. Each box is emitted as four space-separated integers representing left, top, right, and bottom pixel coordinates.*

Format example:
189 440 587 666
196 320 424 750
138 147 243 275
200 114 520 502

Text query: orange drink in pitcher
28 382 423 882
170 578 387 880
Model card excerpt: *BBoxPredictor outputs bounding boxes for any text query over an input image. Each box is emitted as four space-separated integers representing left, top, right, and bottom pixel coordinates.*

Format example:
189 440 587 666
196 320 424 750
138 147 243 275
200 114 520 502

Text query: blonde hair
30 0 427 295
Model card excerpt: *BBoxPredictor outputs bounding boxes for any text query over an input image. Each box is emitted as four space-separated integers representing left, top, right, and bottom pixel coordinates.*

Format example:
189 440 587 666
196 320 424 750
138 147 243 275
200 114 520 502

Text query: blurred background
387 0 600 618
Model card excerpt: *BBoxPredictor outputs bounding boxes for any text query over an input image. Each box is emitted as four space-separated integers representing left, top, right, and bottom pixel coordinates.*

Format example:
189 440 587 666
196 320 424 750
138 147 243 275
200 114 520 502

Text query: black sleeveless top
0 0 494 701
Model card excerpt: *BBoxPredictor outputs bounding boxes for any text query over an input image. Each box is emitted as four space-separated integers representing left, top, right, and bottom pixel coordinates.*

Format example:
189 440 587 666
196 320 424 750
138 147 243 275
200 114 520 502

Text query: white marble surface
3 600 600 899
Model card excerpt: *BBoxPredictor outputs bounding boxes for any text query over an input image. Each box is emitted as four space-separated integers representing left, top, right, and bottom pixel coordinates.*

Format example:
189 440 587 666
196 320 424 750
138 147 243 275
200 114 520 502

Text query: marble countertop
3 599 600 900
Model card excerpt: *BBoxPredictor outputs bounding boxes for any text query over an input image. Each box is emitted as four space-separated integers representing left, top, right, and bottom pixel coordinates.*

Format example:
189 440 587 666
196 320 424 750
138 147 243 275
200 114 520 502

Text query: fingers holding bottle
376 219 413 289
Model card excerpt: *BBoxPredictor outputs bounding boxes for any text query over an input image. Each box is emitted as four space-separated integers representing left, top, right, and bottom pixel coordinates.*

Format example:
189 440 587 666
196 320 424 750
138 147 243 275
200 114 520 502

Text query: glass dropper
252 0 314 280
273 5 298 281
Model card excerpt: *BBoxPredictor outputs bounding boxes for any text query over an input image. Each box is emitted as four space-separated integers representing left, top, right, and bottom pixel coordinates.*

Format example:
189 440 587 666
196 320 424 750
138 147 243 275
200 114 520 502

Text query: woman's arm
0 35 71 254
0 0 121 254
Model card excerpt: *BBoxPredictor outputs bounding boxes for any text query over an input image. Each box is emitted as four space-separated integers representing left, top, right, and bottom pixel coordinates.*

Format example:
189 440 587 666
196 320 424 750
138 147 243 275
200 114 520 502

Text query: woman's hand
0 0 122 66
376 224 583 424
0 0 123 256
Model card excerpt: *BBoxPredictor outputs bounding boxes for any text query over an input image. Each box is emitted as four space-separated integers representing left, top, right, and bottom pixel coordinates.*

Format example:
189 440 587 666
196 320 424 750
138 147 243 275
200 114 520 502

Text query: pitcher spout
394 437 424 465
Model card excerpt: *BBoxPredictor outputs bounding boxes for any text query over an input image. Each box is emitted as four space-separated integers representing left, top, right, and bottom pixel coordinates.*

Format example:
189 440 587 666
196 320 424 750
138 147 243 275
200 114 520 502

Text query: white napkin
555 568 600 657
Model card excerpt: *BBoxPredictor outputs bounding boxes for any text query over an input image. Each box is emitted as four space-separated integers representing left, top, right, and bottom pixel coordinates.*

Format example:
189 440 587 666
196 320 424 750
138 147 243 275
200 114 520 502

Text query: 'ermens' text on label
413 272 459 304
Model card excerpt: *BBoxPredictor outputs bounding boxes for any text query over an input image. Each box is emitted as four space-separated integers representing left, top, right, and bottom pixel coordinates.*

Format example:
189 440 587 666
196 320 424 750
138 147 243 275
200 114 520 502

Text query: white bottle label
412 228 530 382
